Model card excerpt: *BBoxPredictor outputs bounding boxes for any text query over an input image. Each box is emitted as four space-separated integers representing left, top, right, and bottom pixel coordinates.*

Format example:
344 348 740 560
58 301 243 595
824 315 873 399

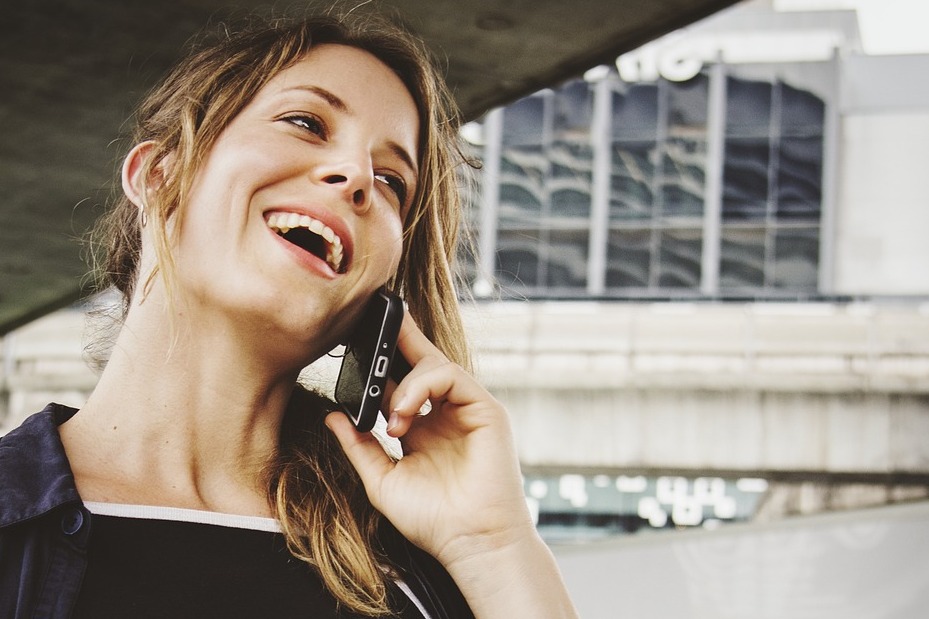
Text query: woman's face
162 44 420 359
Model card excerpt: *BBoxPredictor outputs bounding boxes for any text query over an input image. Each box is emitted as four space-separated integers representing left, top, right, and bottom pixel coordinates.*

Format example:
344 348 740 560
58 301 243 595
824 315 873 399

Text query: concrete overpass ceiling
0 0 739 334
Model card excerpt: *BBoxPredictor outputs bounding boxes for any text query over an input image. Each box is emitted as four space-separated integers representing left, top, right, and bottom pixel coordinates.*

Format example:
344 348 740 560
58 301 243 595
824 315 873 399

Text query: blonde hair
90 11 471 616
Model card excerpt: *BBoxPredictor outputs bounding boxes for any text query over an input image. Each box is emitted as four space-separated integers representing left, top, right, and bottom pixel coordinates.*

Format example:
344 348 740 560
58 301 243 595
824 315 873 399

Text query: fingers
394 310 442 366
387 311 500 439
324 411 393 494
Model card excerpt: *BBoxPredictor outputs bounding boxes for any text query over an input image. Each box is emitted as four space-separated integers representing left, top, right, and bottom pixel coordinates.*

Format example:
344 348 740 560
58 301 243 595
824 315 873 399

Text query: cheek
367 213 404 277
386 218 405 273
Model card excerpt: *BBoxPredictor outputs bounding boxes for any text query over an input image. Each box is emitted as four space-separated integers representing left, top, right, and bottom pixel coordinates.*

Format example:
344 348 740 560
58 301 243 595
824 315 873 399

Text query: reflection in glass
496 228 542 288
611 142 655 220
661 138 706 218
499 145 546 224
777 137 822 219
773 228 818 290
612 83 658 141
547 230 589 288
668 74 709 134
726 77 772 134
457 136 483 285
550 140 593 219
503 96 545 146
468 66 825 299
720 228 766 289
723 138 770 220
658 229 702 288
554 80 593 132
780 82 825 134
606 229 651 288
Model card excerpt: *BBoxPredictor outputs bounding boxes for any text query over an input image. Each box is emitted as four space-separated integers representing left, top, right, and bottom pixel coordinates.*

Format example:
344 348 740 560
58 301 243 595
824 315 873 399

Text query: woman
0 11 579 619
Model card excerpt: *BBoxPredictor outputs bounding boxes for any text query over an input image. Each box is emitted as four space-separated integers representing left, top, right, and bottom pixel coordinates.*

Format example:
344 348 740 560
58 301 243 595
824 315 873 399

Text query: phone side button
374 355 389 378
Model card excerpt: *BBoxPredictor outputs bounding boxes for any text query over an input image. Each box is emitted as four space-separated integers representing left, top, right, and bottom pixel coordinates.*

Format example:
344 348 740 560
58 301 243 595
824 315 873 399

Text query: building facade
462 1 929 302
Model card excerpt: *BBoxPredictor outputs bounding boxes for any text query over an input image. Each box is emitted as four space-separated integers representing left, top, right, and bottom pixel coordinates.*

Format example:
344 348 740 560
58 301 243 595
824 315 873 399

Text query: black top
71 510 426 619
0 403 474 619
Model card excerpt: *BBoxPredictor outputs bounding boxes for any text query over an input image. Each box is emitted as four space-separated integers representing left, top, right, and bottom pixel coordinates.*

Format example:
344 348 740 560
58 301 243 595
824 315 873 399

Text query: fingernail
386 412 399 434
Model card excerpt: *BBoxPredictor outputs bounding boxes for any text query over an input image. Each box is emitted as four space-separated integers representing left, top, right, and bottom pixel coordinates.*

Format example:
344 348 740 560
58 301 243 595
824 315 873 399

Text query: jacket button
61 508 85 535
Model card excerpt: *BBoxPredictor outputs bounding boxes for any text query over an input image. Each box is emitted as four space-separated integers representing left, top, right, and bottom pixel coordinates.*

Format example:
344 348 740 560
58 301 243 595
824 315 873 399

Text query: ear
121 141 169 208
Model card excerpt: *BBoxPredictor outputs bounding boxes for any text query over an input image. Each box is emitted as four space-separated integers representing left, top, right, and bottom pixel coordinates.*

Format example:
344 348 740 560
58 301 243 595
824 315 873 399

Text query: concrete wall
834 111 929 295
465 301 929 480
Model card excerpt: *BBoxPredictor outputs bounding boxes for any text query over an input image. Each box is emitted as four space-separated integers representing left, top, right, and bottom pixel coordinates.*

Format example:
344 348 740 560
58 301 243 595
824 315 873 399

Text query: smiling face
155 44 420 360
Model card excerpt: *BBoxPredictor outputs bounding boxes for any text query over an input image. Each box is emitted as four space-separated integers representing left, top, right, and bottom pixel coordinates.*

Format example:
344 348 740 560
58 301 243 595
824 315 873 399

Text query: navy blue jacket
0 404 88 618
0 404 473 619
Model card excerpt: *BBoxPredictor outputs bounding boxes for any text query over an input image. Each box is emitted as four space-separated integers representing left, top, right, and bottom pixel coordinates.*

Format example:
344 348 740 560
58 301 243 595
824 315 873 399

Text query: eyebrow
286 84 419 180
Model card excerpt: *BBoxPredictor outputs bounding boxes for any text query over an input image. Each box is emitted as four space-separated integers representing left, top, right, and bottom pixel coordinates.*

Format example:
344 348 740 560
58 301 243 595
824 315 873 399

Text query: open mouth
266 212 345 273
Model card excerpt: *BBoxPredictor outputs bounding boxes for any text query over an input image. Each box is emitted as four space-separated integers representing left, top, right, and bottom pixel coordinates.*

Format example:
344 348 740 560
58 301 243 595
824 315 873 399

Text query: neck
61 293 323 517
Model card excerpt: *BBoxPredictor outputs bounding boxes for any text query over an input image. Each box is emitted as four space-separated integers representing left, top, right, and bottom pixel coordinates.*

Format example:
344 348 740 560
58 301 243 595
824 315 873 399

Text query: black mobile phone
335 287 412 432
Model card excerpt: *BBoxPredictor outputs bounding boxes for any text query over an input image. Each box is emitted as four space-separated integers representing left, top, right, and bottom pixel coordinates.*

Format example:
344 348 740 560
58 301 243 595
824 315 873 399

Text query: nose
318 157 372 213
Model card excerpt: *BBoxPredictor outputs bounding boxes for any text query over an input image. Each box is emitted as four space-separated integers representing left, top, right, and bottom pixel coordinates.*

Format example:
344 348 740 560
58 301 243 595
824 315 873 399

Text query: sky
774 0 929 55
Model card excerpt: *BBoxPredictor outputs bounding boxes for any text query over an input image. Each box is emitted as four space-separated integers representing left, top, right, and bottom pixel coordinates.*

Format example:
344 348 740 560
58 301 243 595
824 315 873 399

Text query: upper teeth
266 212 344 272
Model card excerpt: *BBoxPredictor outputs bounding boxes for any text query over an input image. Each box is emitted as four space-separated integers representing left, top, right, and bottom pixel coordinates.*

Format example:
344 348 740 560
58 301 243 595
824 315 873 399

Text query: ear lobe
121 141 170 209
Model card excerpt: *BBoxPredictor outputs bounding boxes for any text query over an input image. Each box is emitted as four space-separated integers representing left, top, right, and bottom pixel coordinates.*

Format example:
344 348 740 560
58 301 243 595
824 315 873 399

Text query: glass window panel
503 95 546 146
499 145 546 224
496 229 542 288
606 229 652 288
554 80 593 133
546 229 589 288
611 141 656 220
723 138 770 221
773 227 819 290
776 136 822 220
456 147 482 287
661 138 706 218
719 227 766 289
658 229 702 289
726 77 772 136
780 82 825 135
550 141 592 219
612 83 658 141
668 74 709 134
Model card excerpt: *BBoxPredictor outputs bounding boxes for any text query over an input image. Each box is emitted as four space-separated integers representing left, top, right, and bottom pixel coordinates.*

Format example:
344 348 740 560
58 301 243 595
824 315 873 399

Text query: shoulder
0 403 82 528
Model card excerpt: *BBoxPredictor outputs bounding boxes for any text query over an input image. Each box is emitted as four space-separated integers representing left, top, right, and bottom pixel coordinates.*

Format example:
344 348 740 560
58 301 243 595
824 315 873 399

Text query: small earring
139 206 148 228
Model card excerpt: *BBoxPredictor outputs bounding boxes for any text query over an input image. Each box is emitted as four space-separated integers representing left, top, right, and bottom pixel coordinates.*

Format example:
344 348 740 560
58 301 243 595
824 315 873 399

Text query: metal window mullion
818 49 840 295
477 107 503 294
587 75 613 296
651 79 670 289
765 80 783 292
701 59 726 296
539 91 555 290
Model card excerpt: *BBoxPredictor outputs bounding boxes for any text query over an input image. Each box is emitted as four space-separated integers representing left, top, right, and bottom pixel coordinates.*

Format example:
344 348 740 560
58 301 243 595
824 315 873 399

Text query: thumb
325 411 392 498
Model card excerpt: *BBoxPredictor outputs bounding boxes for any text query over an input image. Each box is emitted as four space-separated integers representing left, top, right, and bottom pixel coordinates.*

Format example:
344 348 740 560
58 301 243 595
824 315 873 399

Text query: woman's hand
325 311 579 619
325 310 532 566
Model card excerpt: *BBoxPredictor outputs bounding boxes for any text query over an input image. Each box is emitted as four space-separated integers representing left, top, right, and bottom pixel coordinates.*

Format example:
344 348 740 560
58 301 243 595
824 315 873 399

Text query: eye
281 114 327 138
374 172 408 207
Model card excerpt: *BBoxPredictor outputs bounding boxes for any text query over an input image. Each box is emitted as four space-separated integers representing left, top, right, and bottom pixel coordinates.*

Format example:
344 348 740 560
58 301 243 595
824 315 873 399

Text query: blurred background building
2 0 929 615
455 0 929 539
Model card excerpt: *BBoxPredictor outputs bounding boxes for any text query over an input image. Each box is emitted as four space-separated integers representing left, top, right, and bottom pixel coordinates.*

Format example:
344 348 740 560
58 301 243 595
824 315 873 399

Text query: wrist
440 529 580 619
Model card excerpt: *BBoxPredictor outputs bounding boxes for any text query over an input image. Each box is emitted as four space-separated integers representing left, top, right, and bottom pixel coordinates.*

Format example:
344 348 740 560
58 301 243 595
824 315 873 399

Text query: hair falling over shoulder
87 8 474 616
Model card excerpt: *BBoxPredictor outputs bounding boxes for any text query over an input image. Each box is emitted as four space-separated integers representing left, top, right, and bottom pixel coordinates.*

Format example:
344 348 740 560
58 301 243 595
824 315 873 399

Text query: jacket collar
0 403 82 528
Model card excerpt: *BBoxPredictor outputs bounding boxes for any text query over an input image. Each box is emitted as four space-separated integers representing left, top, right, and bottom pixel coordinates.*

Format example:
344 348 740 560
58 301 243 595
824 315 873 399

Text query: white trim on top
82 501 282 533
